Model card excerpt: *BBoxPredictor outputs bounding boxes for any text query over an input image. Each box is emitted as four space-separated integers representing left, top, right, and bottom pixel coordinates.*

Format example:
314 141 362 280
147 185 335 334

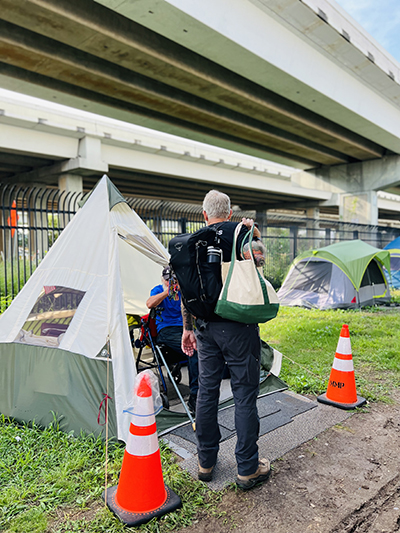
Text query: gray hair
202 190 231 220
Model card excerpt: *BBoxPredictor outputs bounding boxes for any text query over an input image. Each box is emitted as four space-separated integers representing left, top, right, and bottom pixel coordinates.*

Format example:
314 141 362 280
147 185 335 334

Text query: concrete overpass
0 0 400 221
1 89 400 225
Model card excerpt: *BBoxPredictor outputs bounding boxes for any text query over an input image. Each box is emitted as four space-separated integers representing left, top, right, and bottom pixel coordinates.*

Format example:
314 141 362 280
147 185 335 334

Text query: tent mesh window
291 261 332 293
390 256 400 270
360 261 384 287
15 286 86 347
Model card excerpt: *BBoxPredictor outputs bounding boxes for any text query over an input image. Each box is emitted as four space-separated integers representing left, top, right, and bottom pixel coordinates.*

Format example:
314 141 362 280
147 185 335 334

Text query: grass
1 291 400 532
0 416 218 533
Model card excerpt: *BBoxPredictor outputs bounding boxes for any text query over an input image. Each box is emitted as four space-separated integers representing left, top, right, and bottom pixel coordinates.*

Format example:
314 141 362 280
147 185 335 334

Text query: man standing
147 266 199 414
181 190 271 490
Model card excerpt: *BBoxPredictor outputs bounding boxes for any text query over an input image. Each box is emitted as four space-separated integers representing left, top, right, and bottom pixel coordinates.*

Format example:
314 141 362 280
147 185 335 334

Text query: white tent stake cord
155 345 196 431
104 337 110 507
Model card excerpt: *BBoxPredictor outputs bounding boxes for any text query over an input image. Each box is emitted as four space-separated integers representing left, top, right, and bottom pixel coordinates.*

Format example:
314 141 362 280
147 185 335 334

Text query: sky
334 0 400 63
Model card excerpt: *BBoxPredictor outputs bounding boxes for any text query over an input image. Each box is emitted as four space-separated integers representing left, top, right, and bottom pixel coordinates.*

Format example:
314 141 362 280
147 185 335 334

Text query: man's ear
203 210 208 222
227 209 233 220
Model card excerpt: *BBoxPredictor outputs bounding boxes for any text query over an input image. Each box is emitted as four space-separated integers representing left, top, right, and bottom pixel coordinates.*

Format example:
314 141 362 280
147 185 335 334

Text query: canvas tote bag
214 223 280 324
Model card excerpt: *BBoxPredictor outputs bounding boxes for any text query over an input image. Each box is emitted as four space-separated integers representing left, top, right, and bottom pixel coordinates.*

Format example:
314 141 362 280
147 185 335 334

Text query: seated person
146 266 199 415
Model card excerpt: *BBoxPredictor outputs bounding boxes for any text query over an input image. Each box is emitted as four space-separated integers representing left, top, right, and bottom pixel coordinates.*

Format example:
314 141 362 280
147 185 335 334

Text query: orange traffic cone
103 372 181 526
317 324 366 410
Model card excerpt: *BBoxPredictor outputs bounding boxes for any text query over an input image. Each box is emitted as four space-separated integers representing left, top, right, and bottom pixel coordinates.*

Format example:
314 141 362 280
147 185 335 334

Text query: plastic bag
123 370 163 417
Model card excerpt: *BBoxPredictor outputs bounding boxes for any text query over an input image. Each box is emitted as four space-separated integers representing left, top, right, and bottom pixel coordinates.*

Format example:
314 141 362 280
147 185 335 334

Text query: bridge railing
1 183 399 309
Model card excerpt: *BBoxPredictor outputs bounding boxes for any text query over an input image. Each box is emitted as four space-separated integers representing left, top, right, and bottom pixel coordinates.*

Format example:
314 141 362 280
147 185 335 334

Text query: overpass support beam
4 135 108 189
305 156 400 197
295 155 400 226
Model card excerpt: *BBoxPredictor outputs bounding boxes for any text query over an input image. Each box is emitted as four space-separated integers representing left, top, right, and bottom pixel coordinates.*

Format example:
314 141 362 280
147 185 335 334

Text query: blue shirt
150 284 183 332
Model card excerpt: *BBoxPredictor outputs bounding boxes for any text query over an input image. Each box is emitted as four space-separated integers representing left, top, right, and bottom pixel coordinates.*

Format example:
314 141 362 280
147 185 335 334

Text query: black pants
195 320 261 476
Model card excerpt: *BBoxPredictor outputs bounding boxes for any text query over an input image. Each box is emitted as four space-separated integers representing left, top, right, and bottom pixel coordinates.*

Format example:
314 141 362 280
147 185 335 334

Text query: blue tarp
384 238 400 289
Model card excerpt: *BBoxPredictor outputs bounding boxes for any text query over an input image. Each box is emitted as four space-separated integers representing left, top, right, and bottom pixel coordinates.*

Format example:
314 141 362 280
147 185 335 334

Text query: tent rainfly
278 240 391 309
0 176 169 443
384 237 400 289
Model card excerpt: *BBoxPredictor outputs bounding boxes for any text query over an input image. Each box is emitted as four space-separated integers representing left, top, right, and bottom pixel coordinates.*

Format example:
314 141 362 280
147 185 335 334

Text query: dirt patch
48 501 103 531
178 394 400 533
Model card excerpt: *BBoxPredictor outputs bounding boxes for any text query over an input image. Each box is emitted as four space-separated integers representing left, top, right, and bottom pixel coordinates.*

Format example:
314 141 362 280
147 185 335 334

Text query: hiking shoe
236 459 271 490
198 462 215 482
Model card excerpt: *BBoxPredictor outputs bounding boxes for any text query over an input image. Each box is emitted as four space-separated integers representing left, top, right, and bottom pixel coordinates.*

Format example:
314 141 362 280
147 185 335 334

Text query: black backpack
168 226 222 320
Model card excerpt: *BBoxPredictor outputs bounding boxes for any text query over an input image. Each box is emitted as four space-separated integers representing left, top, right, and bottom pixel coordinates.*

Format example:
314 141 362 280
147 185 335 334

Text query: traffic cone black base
317 392 366 410
103 484 181 527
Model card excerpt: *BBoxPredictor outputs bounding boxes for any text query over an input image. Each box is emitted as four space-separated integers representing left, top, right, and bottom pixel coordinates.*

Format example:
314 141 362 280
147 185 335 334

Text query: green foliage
263 229 292 289
0 295 13 314
47 214 60 248
391 289 400 304
260 306 400 400
0 259 37 302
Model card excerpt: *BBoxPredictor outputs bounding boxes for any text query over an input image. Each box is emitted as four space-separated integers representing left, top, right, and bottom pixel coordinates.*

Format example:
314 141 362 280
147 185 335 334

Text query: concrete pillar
58 174 83 195
325 228 332 246
339 190 379 246
255 210 268 240
305 207 320 249
58 174 83 230
339 191 378 225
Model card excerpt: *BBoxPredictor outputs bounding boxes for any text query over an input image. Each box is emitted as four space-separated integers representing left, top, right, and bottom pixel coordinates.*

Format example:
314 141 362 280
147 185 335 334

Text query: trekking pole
155 345 196 431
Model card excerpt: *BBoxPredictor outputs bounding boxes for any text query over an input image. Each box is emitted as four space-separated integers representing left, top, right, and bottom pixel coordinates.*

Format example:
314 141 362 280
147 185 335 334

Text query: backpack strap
195 239 209 301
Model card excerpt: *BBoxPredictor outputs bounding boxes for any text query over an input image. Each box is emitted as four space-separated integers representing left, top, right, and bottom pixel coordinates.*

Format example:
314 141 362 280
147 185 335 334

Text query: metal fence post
325 228 331 246
290 226 298 262
179 217 187 234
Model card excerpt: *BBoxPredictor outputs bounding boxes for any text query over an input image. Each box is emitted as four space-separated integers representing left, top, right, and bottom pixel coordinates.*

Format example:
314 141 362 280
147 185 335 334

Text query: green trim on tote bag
215 299 279 323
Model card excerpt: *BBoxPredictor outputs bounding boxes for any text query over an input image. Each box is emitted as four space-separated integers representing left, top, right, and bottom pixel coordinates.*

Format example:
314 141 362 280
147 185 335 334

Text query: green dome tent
278 240 391 309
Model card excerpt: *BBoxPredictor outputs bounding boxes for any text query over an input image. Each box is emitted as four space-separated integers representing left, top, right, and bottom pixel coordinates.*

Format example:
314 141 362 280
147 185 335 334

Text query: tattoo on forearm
181 302 193 331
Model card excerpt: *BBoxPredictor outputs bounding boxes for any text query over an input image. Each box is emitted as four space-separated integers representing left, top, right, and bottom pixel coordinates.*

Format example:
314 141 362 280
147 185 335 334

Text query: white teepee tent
0 176 169 442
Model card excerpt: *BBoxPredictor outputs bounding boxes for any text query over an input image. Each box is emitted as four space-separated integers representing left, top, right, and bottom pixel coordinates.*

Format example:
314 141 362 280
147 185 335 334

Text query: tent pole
155 345 196 431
